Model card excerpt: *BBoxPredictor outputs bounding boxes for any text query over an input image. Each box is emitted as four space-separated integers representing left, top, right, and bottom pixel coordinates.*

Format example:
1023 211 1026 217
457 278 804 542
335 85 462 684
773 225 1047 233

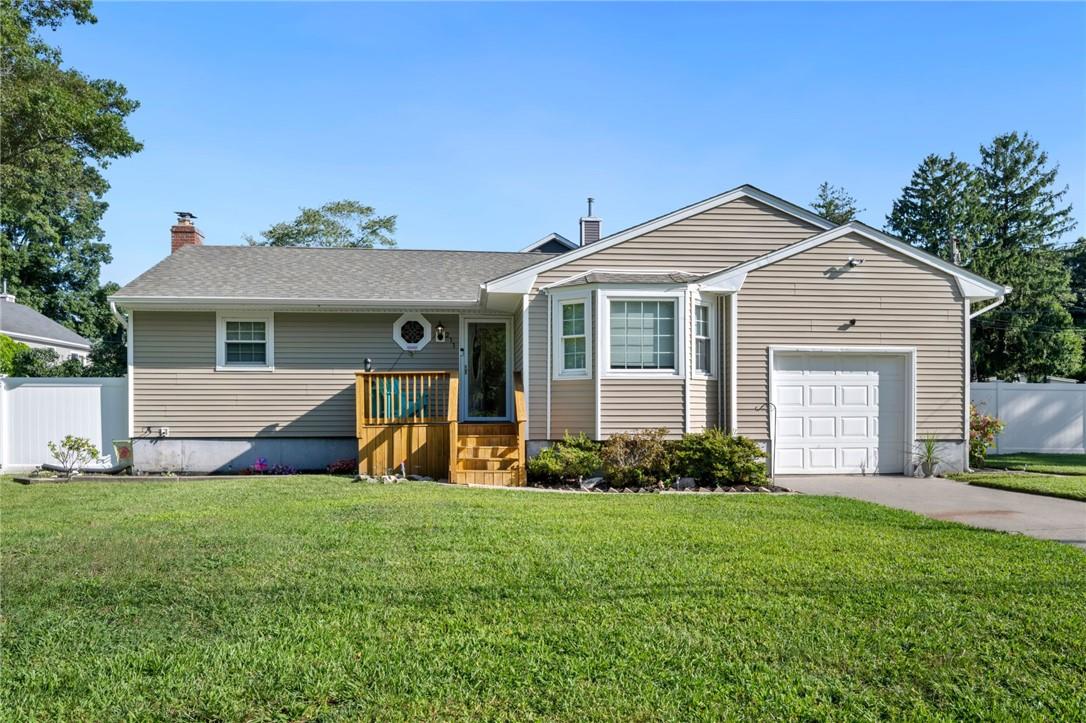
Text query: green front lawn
3 478 1085 720
984 452 1086 476
950 472 1086 502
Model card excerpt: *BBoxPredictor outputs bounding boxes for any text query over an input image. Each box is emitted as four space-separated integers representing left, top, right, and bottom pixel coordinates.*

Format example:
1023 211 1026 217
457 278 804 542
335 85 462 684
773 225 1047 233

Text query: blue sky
50 1 1086 286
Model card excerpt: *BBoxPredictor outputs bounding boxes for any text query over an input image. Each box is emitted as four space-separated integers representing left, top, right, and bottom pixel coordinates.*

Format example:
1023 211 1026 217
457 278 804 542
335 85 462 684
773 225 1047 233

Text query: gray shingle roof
0 298 92 348
112 246 557 304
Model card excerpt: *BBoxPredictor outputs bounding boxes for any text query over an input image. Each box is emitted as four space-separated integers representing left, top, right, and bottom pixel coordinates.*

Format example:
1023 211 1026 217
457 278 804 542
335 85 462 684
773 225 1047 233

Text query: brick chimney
580 197 601 245
171 211 204 253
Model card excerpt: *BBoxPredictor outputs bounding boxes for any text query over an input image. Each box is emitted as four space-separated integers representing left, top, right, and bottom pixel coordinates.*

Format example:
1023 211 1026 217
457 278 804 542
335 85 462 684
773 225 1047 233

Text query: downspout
544 289 551 439
111 300 134 438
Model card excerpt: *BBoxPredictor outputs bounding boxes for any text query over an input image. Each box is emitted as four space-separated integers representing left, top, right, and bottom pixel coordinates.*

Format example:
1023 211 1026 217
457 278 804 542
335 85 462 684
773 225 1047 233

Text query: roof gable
484 185 835 293
698 222 1009 300
520 233 577 253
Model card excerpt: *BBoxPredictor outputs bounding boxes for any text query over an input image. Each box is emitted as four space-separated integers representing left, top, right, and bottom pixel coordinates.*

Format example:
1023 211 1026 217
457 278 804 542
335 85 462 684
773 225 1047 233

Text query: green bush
970 404 1005 468
674 429 767 485
600 428 672 488
526 433 602 483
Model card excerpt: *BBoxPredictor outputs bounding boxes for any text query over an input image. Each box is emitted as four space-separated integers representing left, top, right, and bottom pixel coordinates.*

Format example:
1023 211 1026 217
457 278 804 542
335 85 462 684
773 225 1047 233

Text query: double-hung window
217 313 274 370
609 299 676 370
558 299 588 376
694 303 712 375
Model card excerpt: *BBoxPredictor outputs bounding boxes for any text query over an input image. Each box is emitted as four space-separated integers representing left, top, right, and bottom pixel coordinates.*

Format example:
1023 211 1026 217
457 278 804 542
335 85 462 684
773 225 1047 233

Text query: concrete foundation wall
133 437 357 474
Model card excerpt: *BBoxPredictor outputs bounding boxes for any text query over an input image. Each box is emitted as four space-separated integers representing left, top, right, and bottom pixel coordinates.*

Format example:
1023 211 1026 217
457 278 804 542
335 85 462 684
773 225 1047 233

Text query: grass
983 452 1086 476
949 472 1086 502
3 477 1085 720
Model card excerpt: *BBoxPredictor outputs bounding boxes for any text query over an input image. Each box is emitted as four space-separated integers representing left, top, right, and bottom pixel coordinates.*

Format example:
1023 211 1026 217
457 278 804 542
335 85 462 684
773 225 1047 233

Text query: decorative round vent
393 313 432 351
400 320 425 344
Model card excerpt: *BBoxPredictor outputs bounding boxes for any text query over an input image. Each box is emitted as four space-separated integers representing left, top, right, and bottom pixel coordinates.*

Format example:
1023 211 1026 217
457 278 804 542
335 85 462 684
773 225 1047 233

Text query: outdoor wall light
435 321 448 343
364 357 373 372
847 256 865 267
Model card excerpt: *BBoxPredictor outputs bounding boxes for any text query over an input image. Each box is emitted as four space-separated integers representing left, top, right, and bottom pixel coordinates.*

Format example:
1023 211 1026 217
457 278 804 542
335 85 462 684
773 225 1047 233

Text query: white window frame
599 289 685 379
692 298 717 379
550 290 592 380
216 311 274 371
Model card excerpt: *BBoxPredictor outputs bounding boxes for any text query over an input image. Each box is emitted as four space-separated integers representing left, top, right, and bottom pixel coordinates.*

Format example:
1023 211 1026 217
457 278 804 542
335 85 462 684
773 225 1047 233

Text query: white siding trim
728 294 738 434
521 293 530 432
594 290 602 440
126 310 134 437
963 300 970 470
545 291 552 438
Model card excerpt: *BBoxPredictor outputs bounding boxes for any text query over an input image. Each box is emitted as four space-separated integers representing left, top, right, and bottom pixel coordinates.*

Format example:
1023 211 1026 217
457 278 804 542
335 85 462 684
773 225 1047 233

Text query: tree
1063 237 1086 327
247 200 396 248
0 0 140 367
968 132 1080 381
810 182 862 225
9 346 86 377
0 334 29 374
886 154 984 265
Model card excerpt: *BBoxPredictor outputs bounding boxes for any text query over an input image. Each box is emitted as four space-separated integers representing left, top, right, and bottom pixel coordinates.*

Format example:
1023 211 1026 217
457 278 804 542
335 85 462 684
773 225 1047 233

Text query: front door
461 319 511 421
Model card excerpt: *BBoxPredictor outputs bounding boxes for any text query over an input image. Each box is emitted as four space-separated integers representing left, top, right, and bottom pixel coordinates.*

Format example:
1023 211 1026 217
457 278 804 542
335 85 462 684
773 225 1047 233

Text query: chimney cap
174 211 197 224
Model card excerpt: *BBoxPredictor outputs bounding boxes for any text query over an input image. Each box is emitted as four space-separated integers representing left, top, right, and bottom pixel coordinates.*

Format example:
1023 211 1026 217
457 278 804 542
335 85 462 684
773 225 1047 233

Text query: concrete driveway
779 475 1086 550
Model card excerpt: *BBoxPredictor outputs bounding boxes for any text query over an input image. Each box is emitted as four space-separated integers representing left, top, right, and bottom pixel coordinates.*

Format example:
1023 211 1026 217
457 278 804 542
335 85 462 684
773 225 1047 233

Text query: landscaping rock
675 477 697 491
580 476 605 491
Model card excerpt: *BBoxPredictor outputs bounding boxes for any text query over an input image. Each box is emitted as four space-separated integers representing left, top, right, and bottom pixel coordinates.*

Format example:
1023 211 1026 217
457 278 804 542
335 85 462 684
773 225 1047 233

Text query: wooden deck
355 371 526 486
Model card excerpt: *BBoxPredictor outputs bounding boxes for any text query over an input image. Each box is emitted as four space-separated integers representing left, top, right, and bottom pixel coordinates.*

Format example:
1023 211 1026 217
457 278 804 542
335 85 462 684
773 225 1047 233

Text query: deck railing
355 371 456 427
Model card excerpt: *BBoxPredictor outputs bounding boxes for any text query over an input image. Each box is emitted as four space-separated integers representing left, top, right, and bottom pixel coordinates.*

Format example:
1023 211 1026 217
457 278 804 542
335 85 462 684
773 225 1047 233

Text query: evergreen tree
969 133 1078 381
1063 237 1086 327
810 182 862 225
886 154 983 265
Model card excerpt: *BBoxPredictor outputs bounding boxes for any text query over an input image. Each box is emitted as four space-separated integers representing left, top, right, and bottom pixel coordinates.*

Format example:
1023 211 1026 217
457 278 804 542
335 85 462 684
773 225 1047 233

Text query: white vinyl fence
972 381 1086 454
0 377 128 472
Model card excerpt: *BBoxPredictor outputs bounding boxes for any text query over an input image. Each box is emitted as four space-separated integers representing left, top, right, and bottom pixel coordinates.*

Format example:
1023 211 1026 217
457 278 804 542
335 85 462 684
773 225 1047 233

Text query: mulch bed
528 482 793 494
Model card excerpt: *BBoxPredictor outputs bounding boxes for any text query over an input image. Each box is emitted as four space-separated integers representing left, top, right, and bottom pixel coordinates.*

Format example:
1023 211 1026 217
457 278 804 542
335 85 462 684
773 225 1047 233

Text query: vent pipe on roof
171 211 204 254
580 197 601 245
1 278 14 302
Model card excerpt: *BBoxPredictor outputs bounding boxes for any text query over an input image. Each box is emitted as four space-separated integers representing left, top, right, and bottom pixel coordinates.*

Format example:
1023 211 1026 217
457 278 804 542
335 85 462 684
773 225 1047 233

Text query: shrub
326 458 358 474
674 429 767 485
600 428 672 488
47 435 100 478
527 433 602 484
970 404 1005 468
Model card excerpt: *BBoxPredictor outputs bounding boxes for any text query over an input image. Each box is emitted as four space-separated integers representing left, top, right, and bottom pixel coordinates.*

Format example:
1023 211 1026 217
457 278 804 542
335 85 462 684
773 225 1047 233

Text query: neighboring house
110 187 1008 479
0 288 92 362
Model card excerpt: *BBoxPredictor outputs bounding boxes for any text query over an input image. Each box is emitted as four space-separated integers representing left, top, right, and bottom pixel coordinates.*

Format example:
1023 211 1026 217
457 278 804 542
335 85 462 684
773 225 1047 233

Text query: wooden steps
451 421 526 486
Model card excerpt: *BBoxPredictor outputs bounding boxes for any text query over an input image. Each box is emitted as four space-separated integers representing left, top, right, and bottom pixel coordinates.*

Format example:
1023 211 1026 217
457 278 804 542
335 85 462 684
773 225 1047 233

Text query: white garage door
772 352 908 474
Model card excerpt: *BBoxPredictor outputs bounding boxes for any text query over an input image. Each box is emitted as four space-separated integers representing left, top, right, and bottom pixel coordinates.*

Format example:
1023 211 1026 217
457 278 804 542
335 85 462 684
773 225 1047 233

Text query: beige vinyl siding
527 197 818 439
599 378 685 437
550 379 595 437
133 311 460 437
686 378 719 432
736 234 965 439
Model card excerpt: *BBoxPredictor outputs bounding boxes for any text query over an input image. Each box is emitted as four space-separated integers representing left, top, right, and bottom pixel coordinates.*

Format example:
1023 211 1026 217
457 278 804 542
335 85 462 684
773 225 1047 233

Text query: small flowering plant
969 404 1005 468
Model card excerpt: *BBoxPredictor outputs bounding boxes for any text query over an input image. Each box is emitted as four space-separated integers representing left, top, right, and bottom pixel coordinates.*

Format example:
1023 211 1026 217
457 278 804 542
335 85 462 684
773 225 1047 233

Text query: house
109 187 1009 480
1 286 92 362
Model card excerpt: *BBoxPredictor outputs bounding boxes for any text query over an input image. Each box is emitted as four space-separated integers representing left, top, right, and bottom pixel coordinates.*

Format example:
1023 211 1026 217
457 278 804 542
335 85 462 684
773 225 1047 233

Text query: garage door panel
777 385 804 405
807 417 836 437
840 416 868 437
777 416 804 438
840 385 869 406
772 351 908 475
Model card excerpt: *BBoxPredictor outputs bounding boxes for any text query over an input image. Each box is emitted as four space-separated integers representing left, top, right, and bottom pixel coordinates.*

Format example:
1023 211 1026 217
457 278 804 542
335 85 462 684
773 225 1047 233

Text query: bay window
609 299 677 370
